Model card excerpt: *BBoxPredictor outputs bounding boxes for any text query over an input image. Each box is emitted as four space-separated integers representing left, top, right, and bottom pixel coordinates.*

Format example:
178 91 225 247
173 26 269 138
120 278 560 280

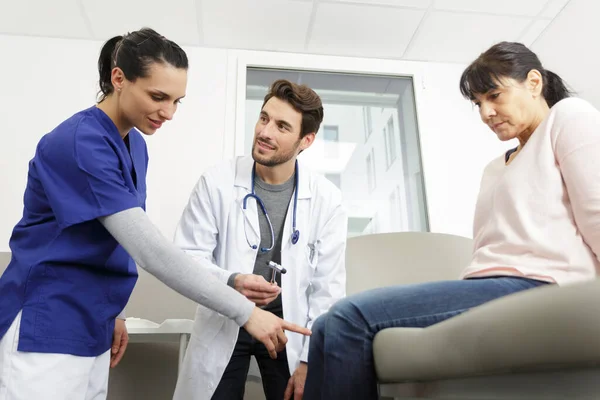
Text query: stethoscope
242 161 300 252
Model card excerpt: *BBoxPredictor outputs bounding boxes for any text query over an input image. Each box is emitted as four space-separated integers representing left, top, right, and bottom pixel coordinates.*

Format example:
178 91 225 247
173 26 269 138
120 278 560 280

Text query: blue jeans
304 277 549 399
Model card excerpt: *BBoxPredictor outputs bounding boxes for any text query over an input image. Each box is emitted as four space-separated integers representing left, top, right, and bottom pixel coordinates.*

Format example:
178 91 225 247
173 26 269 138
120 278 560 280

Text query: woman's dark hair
97 27 188 102
459 41 572 108
262 79 324 138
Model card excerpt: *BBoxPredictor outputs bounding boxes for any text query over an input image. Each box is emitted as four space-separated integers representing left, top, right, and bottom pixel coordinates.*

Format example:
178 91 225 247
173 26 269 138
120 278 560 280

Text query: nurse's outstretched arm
98 207 310 355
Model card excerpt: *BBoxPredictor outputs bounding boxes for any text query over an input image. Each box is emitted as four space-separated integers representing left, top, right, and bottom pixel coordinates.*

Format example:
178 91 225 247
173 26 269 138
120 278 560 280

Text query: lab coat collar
234 155 311 199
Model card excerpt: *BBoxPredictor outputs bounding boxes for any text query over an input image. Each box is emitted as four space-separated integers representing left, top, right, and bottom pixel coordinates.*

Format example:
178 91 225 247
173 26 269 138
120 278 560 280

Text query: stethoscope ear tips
291 230 300 245
251 245 258 250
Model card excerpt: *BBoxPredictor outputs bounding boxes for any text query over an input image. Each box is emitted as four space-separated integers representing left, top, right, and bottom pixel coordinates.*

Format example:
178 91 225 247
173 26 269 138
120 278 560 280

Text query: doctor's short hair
97 27 188 102
262 79 324 138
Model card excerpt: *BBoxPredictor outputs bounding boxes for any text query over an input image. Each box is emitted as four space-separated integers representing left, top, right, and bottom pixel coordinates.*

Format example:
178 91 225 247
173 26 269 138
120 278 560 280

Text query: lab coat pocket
305 243 319 269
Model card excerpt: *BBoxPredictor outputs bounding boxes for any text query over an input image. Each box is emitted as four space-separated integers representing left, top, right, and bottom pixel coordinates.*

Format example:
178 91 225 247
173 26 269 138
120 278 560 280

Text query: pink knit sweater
462 97 600 285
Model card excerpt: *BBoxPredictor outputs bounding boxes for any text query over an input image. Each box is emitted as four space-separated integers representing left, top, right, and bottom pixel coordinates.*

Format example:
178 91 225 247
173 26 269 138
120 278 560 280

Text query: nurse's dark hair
97 27 188 102
459 41 572 108
262 79 324 138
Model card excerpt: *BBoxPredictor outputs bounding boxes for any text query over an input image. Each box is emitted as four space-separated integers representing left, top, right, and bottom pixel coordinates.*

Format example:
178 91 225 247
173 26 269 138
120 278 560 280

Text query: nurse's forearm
98 207 255 327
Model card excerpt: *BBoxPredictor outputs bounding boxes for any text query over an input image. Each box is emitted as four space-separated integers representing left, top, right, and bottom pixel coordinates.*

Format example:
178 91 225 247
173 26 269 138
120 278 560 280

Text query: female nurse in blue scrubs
0 27 310 400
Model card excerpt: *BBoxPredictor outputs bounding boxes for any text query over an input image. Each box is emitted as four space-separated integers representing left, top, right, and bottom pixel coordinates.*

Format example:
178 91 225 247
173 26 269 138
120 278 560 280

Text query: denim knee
328 296 366 329
312 312 327 335
311 299 354 337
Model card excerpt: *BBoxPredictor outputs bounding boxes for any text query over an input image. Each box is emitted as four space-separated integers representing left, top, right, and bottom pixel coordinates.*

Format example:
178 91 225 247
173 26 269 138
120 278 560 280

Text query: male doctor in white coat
172 79 347 400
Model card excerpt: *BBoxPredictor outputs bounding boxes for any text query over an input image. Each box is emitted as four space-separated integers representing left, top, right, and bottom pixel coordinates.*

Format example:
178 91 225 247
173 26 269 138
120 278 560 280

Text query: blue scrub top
0 106 148 357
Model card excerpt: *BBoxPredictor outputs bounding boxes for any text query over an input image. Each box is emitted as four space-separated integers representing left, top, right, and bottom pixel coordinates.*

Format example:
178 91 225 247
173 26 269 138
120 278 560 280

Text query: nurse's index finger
281 320 312 336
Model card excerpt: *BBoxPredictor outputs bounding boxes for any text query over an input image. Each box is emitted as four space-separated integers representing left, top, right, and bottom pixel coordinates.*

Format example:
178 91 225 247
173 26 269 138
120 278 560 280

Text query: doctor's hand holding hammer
233 273 281 306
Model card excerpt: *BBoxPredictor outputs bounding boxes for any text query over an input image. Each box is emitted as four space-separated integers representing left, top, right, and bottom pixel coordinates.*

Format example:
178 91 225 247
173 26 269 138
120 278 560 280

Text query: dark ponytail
96 27 188 102
460 41 573 108
98 35 123 102
543 69 571 108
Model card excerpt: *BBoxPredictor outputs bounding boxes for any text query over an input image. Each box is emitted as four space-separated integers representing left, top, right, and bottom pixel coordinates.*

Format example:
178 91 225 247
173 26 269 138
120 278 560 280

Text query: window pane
366 149 376 192
363 107 372 141
386 116 396 169
325 173 341 189
323 125 339 142
323 125 340 158
244 68 429 235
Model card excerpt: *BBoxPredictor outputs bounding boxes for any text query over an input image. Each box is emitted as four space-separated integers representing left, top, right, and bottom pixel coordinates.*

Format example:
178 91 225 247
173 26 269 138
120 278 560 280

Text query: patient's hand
234 274 281 306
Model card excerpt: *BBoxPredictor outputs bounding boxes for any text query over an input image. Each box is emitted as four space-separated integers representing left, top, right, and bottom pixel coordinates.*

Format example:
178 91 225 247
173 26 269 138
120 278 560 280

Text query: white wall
0 36 97 252
0 34 511 252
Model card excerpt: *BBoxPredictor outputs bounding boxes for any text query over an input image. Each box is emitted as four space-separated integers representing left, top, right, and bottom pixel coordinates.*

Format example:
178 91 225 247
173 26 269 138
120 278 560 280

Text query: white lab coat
172 155 347 400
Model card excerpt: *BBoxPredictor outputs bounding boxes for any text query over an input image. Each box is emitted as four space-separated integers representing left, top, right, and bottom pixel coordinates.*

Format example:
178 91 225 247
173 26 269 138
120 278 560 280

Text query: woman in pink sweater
302 41 600 400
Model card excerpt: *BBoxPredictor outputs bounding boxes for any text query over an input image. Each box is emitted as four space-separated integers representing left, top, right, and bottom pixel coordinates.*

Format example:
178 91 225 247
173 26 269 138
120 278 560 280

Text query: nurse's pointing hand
244 307 312 359
234 274 281 306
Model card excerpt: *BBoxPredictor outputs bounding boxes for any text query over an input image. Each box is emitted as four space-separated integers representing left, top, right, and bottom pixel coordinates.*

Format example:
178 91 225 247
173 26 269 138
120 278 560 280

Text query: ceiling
1 0 598 106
